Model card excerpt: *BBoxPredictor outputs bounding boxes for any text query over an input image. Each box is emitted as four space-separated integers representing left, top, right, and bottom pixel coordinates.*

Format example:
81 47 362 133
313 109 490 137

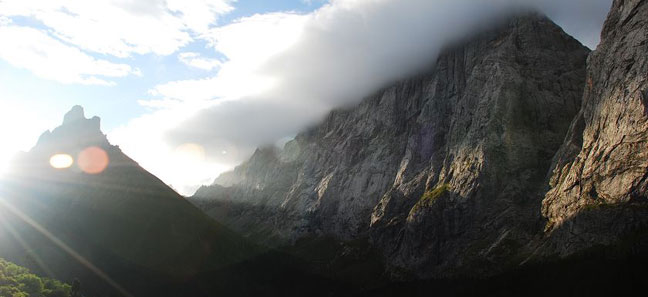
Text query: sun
0 150 19 177
0 161 8 177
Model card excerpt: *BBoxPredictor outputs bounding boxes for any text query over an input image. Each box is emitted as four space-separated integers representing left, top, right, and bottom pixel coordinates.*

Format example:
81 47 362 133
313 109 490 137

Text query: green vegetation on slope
0 258 72 297
420 183 450 205
410 183 450 215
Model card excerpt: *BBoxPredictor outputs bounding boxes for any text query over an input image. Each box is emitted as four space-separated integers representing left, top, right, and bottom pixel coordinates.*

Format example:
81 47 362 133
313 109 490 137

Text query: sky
0 0 612 195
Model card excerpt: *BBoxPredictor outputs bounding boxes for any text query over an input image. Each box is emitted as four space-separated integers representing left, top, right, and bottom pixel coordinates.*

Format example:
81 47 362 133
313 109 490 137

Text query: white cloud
204 12 308 62
108 99 232 196
0 16 11 25
0 25 138 85
144 12 308 104
110 12 310 194
178 52 222 71
0 0 235 87
111 0 612 195
0 0 235 58
301 0 325 5
167 0 235 33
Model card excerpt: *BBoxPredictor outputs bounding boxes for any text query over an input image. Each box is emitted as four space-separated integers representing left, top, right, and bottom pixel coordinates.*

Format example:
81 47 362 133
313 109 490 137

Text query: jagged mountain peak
62 105 86 124
3 3 648 296
33 105 104 154
1 106 258 296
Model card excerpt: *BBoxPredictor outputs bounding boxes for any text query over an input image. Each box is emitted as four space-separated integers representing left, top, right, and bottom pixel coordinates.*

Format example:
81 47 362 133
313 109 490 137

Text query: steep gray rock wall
192 14 590 276
541 0 648 256
369 14 588 276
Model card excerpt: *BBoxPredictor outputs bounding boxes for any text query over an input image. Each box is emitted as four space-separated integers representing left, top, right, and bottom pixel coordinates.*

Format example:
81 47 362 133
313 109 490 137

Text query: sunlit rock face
192 13 590 277
0 106 254 296
541 0 648 256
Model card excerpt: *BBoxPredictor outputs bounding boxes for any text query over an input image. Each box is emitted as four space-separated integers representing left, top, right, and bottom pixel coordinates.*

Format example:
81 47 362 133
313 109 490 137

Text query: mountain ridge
191 12 592 278
0 106 260 296
3 1 647 295
536 0 648 259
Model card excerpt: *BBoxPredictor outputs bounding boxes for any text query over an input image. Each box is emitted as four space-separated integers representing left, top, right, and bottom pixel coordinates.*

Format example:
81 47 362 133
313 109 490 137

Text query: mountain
0 106 382 297
191 12 590 278
0 107 262 296
539 0 648 256
192 0 648 286
3 0 647 296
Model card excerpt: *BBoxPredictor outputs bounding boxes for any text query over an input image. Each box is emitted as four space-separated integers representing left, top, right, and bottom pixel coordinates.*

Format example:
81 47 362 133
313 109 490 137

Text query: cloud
0 25 138 85
301 0 326 6
166 0 235 33
178 52 222 71
0 0 235 58
108 12 309 194
112 0 612 195
530 0 611 49
108 100 230 195
0 0 236 87
150 13 307 103
0 16 11 26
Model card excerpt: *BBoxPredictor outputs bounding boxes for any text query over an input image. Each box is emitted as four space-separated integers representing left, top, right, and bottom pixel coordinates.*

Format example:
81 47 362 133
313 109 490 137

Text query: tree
71 279 81 297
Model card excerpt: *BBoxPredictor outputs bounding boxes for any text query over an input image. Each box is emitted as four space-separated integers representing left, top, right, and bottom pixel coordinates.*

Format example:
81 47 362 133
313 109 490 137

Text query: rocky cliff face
541 0 648 256
192 13 590 276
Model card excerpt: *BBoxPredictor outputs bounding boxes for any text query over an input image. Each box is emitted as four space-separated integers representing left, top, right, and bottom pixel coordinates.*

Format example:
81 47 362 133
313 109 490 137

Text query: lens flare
174 143 206 162
78 146 109 174
49 154 74 169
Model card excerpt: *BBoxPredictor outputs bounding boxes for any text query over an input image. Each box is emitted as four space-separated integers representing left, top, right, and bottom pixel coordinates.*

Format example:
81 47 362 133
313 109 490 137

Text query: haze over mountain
1 0 648 296
155 0 613 195
0 0 613 195
0 107 259 296
191 11 591 275
191 0 648 290
0 105 381 297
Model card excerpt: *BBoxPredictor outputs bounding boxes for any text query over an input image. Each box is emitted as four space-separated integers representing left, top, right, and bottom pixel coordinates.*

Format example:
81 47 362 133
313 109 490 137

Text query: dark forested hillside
0 258 73 297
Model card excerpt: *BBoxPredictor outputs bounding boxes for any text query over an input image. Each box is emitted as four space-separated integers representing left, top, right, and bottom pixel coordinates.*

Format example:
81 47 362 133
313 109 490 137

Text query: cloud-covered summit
0 0 611 195
115 0 610 194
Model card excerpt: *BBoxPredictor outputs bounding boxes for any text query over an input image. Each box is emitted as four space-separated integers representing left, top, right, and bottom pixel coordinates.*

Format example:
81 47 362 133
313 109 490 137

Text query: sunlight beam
0 197 134 297
0 213 55 278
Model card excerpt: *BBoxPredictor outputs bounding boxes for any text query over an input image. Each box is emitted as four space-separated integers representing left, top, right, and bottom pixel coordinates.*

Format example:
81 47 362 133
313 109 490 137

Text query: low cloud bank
116 0 612 194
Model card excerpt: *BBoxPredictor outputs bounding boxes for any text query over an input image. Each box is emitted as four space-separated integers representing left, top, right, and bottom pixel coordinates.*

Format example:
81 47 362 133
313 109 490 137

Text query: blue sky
1 0 325 132
0 0 611 195
0 0 328 193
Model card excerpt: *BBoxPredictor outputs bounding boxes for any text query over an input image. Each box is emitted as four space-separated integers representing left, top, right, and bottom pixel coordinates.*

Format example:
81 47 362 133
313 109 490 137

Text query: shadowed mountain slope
3 1 647 295
0 107 280 296
191 12 591 277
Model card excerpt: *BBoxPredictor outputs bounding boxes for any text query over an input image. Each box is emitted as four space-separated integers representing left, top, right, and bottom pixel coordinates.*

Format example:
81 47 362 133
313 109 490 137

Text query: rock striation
541 0 648 256
192 13 591 276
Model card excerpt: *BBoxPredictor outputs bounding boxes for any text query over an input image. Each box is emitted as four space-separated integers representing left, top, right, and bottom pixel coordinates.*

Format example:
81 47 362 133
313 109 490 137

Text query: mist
164 0 609 174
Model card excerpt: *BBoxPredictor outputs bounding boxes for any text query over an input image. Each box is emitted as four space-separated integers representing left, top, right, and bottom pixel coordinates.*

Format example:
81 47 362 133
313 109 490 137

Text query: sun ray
0 197 133 297
0 212 55 278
